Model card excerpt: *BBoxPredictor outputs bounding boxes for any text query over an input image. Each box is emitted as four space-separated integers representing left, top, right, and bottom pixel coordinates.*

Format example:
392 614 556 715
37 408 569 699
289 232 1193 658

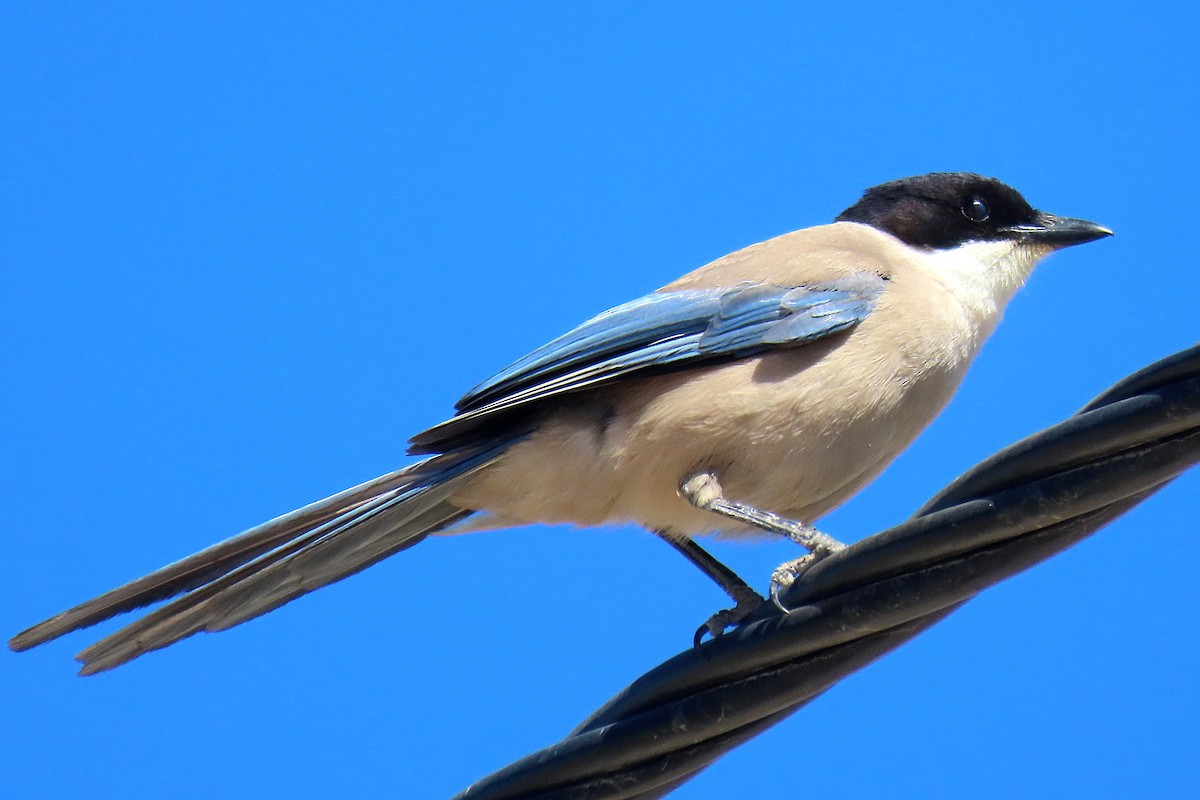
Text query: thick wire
453 343 1200 800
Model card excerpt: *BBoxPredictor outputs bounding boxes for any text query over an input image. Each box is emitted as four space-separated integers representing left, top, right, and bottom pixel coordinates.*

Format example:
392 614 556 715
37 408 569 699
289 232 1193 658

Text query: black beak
1001 213 1114 248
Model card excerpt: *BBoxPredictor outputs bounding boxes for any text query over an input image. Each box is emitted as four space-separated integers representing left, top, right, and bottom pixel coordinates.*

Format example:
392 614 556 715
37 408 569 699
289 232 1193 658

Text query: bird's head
837 172 1112 314
836 172 1113 252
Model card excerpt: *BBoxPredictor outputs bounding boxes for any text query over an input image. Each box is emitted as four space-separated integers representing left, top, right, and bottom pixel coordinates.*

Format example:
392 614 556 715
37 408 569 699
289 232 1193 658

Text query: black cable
453 343 1200 800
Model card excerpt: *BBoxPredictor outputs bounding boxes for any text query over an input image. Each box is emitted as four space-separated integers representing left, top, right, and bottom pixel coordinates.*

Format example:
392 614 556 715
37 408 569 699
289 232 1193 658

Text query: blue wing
408 274 885 454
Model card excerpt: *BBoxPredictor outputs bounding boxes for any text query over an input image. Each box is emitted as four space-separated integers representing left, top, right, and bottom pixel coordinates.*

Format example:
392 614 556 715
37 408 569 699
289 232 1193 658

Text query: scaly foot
680 471 848 616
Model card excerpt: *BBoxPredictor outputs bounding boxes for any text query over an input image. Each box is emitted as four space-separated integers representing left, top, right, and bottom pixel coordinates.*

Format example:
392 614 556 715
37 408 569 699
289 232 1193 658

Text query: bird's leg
679 472 847 610
652 531 766 645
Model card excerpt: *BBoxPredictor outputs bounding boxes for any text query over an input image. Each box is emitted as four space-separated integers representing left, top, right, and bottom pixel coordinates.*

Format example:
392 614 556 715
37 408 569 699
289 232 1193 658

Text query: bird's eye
962 196 990 223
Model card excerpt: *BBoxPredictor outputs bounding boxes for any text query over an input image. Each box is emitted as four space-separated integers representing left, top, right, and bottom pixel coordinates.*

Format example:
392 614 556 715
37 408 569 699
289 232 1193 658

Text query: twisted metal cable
455 343 1200 800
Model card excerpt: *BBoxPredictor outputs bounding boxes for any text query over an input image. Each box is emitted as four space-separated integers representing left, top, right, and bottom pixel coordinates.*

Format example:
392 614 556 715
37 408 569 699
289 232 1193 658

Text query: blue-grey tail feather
11 439 516 674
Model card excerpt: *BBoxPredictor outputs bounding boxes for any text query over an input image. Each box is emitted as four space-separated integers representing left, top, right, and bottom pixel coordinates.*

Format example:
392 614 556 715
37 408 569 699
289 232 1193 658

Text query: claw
769 581 795 615
692 597 761 648
693 619 721 649
768 552 820 614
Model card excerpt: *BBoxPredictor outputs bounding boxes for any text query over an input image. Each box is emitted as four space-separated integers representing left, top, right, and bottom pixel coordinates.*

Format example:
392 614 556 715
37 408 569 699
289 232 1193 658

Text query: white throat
922 239 1050 340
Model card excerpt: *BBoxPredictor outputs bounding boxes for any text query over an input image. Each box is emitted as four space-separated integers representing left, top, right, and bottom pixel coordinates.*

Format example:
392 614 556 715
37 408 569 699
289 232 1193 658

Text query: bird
10 172 1112 673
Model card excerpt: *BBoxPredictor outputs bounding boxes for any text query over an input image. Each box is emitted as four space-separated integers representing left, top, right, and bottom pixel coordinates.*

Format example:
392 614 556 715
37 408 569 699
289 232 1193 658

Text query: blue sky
3 4 1197 798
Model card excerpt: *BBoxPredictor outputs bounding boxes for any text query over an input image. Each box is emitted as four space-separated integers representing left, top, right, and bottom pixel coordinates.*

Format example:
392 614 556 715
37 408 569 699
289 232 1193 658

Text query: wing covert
410 275 884 454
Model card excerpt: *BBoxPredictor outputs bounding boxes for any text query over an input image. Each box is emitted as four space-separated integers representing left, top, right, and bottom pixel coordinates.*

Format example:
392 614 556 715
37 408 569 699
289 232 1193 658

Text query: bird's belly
451 343 964 538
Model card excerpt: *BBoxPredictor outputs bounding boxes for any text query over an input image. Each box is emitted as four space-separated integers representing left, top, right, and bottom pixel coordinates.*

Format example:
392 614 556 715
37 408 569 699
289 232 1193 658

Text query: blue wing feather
456 290 724 411
411 274 885 454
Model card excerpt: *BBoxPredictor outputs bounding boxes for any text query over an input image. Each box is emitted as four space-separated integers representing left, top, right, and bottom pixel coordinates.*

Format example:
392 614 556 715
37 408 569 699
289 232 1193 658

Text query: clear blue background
4 4 1197 798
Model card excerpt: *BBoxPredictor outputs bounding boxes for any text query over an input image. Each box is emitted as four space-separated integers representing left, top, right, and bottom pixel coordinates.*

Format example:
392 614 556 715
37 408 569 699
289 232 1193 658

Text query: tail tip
9 624 52 653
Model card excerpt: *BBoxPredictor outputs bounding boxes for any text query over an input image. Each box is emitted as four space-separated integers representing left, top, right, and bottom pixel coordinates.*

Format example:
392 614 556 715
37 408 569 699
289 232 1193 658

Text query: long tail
10 440 513 675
